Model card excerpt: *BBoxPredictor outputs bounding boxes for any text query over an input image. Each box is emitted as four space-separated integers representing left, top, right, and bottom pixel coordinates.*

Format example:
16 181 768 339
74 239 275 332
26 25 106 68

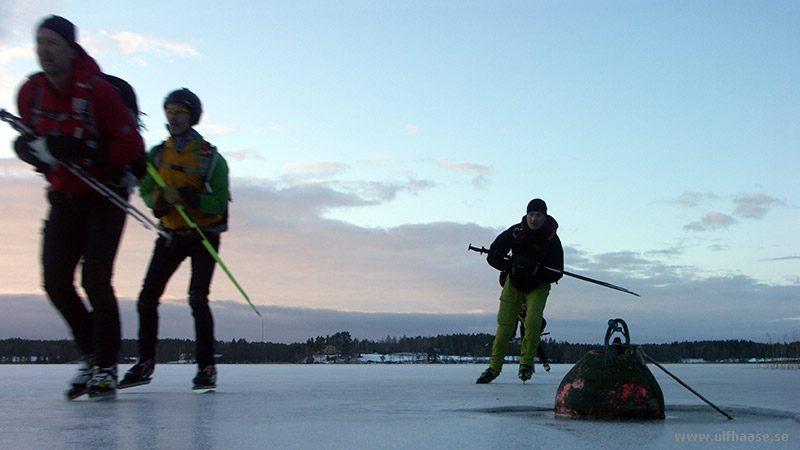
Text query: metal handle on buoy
604 318 631 347
603 318 633 366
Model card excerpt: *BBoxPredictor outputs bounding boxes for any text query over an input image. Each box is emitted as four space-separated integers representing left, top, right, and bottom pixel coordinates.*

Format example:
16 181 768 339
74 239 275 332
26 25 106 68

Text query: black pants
43 190 127 367
137 232 219 368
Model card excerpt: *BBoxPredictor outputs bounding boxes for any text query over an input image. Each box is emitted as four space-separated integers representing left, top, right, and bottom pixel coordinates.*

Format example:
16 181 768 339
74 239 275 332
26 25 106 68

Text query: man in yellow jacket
121 88 229 391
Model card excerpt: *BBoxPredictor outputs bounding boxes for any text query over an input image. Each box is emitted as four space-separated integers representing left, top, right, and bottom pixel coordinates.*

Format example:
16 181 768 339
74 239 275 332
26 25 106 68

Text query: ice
0 363 797 449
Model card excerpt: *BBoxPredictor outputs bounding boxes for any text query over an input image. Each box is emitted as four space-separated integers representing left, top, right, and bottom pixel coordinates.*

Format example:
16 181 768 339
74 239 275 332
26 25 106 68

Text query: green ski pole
147 162 261 317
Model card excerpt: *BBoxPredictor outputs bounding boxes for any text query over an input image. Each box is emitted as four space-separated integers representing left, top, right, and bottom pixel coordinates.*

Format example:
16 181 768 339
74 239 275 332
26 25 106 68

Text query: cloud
0 0 63 46
0 167 797 345
327 178 435 203
684 211 736 232
404 123 420 135
644 246 684 258
80 31 200 60
3 272 798 344
759 256 800 262
682 222 704 231
702 212 736 228
565 247 696 284
732 193 783 219
0 33 34 103
0 45 31 65
671 191 719 208
229 177 435 226
433 157 493 189
434 157 493 176
113 31 200 57
282 161 349 177
682 192 784 232
266 124 290 132
248 175 435 216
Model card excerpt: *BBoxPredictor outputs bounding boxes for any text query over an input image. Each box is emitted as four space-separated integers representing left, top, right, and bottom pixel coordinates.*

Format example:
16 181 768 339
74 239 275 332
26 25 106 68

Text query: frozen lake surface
0 363 797 449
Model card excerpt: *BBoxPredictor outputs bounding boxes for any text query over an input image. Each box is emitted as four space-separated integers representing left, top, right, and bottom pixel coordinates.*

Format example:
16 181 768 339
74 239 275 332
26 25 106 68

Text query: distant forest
2 332 798 365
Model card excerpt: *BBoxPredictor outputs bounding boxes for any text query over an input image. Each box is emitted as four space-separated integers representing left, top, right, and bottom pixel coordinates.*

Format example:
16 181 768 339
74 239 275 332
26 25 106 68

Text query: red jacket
16 44 144 195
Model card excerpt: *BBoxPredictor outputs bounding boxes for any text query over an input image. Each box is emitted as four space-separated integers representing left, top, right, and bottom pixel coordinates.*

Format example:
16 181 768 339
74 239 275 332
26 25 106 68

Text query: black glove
511 261 540 277
154 207 169 218
14 136 54 173
498 271 508 287
46 134 107 167
177 186 201 209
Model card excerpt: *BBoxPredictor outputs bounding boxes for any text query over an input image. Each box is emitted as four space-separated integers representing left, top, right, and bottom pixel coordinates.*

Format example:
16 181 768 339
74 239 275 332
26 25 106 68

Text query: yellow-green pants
489 279 550 372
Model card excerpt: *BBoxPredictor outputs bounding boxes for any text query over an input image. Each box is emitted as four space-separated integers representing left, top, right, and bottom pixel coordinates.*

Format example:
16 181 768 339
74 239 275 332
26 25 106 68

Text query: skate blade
65 386 88 401
192 386 217 394
118 378 152 390
88 390 117 401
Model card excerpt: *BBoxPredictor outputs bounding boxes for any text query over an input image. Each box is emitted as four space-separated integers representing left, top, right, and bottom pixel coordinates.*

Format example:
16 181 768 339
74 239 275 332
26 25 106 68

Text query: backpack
31 72 146 180
32 72 143 134
92 74 143 131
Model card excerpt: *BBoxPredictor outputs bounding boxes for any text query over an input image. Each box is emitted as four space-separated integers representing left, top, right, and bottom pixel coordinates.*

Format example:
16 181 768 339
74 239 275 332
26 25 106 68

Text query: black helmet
163 88 202 125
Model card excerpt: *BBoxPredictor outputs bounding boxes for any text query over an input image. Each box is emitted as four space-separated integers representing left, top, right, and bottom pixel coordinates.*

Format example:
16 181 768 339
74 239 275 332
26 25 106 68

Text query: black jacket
487 215 564 292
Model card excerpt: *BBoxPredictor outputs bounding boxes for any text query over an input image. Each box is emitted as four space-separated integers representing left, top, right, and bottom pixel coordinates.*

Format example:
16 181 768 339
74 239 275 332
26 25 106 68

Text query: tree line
1 333 797 365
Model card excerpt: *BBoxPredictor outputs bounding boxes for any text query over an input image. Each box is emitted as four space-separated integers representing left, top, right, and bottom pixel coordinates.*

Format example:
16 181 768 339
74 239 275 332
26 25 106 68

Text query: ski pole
66 162 167 237
1 108 34 137
2 108 167 237
468 244 641 297
146 162 261 317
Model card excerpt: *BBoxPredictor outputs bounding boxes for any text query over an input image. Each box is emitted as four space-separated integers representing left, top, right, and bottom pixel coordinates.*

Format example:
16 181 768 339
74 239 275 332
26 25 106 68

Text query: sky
0 0 797 345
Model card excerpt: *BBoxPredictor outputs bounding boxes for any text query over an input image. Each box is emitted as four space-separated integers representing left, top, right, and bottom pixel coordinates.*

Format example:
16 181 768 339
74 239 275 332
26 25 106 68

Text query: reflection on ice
0 363 796 449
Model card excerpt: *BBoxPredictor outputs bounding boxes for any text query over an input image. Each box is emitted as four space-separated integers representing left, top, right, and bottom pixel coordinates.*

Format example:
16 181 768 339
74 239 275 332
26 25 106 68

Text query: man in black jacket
476 198 563 384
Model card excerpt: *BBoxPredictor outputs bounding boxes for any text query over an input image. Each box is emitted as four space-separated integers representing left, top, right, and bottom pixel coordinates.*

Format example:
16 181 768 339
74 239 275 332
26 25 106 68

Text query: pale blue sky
0 1 797 344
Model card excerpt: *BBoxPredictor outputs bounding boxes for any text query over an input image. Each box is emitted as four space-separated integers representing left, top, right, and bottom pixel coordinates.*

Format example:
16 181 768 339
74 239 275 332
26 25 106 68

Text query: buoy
554 318 665 419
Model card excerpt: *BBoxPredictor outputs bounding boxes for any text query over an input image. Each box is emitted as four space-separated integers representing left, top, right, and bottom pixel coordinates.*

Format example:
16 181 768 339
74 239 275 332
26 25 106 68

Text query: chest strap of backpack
152 138 220 194
31 76 102 141
512 221 556 254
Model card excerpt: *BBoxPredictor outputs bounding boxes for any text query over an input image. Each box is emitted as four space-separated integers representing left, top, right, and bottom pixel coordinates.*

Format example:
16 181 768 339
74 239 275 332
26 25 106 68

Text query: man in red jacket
13 16 144 400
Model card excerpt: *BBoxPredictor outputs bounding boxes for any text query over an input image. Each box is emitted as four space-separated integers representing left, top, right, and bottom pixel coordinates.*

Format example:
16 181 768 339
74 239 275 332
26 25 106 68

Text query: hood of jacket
518 214 558 244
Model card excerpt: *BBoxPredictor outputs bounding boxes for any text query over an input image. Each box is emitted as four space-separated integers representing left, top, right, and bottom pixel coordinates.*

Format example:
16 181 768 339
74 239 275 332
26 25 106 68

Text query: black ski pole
468 244 641 297
1 108 166 237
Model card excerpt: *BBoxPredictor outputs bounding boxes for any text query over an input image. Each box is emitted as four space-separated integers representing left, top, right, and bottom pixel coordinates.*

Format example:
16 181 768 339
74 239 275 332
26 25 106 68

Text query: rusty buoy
554 318 665 419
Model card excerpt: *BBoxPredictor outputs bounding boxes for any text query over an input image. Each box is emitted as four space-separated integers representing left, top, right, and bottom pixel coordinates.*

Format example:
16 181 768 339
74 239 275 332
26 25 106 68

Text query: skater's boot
475 367 499 384
192 364 217 392
518 364 533 382
88 365 117 400
119 359 155 389
65 355 94 400
542 361 551 372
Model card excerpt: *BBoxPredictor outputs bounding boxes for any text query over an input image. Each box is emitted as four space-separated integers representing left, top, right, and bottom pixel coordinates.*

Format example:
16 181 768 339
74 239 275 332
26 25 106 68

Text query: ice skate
192 365 217 393
87 365 117 400
518 364 533 383
475 367 499 384
119 359 155 389
65 356 94 400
